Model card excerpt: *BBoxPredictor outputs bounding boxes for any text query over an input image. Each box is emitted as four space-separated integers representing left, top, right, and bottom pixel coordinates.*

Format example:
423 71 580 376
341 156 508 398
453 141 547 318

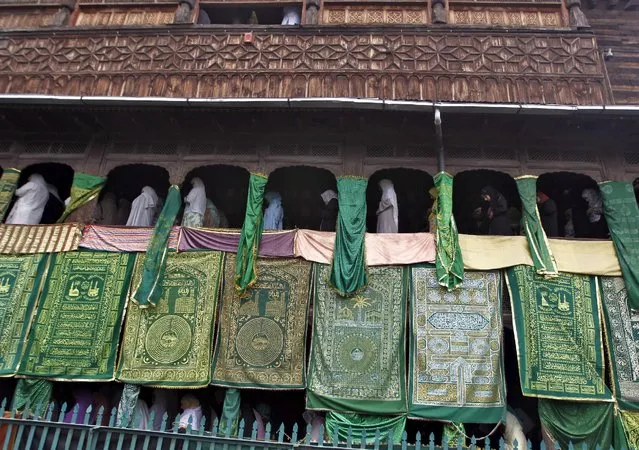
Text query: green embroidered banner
621 410 639 449
600 276 639 410
235 173 267 296
0 168 20 222
58 172 106 223
409 266 505 423
433 172 464 291
308 264 407 414
19 251 135 381
515 176 558 277
506 265 611 400
0 254 46 376
329 177 368 297
213 254 311 389
599 181 639 311
132 185 182 308
117 251 223 388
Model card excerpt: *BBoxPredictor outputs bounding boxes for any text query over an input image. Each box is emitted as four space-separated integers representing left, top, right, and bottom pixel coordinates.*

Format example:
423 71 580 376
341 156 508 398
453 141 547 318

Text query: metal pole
434 108 445 173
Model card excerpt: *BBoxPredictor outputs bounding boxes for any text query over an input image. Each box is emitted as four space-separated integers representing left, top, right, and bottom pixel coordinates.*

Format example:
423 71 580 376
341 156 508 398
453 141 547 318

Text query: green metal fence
0 399 523 450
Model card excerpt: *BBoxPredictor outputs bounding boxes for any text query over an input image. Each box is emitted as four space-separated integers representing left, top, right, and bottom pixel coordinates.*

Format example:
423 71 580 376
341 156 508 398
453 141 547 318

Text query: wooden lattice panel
75 6 176 25
449 6 563 27
322 5 428 24
0 7 57 28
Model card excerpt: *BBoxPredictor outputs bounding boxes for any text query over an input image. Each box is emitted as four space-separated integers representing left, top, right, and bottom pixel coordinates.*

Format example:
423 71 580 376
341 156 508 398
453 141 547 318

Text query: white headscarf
126 186 159 227
185 177 207 216
281 5 300 24
263 191 284 231
5 173 49 225
321 189 338 205
582 188 603 223
504 411 527 450
379 179 399 229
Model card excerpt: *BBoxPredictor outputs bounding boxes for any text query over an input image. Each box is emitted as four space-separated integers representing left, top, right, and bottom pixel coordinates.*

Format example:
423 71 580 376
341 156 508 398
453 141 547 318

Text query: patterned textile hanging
599 181 639 311
329 177 368 297
58 172 106 223
0 168 20 222
515 176 558 277
132 185 182 308
433 172 464 290
235 173 267 296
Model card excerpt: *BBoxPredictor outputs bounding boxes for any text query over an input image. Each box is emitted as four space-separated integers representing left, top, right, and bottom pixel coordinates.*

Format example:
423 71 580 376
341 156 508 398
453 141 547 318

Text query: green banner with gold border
0 168 19 222
506 265 611 401
18 251 135 381
212 254 311 389
117 251 223 388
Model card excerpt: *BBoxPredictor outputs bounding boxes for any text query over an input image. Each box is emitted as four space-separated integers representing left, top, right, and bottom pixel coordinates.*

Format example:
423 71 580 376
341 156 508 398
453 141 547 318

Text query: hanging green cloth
515 176 558 278
219 388 241 436
599 181 639 311
443 422 466 447
620 409 639 449
538 399 614 449
433 172 464 290
0 168 19 222
235 173 267 296
132 185 181 308
329 177 368 297
11 379 53 414
58 172 106 223
325 412 406 444
116 384 141 427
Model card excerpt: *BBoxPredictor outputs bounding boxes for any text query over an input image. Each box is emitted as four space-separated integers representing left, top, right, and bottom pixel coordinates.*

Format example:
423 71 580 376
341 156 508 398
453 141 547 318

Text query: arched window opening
366 168 434 233
265 166 337 231
6 162 75 225
182 165 250 229
453 170 520 236
98 164 170 226
537 172 608 239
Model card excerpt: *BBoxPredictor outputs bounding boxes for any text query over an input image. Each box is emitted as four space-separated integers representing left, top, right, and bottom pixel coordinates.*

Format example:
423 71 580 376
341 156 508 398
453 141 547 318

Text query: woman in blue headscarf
263 191 284 230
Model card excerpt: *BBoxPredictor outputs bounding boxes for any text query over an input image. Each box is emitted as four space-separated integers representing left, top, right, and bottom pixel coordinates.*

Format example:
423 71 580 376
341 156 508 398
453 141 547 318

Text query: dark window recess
199 5 300 25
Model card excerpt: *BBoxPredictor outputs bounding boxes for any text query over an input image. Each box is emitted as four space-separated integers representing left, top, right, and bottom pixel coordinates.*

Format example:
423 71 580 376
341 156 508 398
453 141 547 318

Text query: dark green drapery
600 181 639 311
219 388 241 435
58 172 106 223
539 399 614 449
0 168 19 222
325 412 406 444
433 172 464 290
235 173 267 296
132 185 181 308
515 176 558 277
11 379 53 415
329 177 368 297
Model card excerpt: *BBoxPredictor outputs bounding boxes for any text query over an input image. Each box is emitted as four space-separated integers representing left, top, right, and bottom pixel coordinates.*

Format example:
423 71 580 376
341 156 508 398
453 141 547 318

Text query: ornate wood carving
74 5 176 25
0 7 58 27
449 6 563 26
321 5 428 24
0 29 609 104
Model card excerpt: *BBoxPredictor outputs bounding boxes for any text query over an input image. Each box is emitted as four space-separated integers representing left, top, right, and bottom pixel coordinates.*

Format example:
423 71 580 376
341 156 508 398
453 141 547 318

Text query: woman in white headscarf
178 395 203 431
126 186 159 227
376 179 398 233
263 191 284 231
581 188 607 238
281 5 300 24
5 173 49 225
320 189 338 231
182 177 207 228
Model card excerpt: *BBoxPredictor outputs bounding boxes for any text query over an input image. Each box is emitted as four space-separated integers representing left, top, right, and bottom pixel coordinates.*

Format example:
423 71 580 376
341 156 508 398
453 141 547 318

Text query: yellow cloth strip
0 223 82 254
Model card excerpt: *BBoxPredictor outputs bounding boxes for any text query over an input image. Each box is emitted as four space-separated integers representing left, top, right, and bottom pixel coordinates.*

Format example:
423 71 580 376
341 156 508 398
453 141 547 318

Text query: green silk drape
132 185 181 307
433 172 464 290
58 172 106 223
539 399 614 449
325 412 406 444
234 173 267 296
515 176 558 277
329 177 368 296
0 168 20 222
600 181 639 310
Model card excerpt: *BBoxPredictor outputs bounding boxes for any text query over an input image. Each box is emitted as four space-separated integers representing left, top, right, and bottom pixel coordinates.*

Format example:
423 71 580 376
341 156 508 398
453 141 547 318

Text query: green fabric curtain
515 176 558 278
235 173 267 296
11 379 53 415
329 177 368 297
132 185 181 308
219 388 241 435
433 172 464 290
0 168 20 222
58 172 106 223
116 384 141 427
538 399 614 449
325 412 406 444
599 181 639 311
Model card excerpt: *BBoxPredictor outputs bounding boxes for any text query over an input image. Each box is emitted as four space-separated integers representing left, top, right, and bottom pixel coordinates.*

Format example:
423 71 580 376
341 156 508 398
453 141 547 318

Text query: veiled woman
182 177 207 228
126 186 159 227
263 191 284 231
5 173 49 225
376 179 398 233
582 188 608 238
319 189 338 231
480 185 512 235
